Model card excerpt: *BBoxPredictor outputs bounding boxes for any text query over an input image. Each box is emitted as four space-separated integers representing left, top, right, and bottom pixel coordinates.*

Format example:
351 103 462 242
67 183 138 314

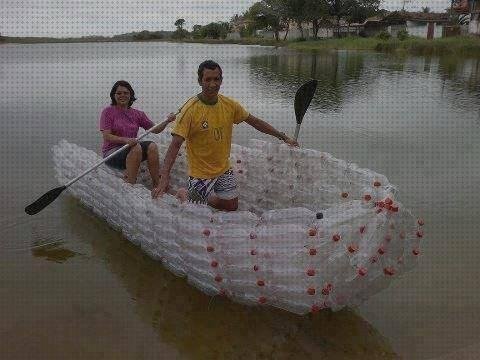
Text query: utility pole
402 0 411 11
450 0 455 22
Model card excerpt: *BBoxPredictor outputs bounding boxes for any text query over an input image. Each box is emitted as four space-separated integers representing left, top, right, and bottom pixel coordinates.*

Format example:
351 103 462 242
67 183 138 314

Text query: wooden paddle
293 79 318 141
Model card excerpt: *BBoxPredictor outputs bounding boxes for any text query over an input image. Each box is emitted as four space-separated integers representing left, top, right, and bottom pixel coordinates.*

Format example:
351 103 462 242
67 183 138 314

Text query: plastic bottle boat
52 133 425 315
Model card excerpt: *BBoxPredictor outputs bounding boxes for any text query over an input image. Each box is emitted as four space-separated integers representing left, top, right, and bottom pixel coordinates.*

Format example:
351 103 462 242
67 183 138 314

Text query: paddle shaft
293 123 301 142
65 116 175 188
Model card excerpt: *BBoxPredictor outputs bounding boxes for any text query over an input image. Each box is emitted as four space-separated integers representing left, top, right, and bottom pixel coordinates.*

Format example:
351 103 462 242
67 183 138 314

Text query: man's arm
244 114 298 146
151 134 184 198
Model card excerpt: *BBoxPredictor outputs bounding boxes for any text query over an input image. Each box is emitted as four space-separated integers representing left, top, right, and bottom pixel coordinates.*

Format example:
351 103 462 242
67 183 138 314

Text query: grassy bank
176 35 480 57
375 35 480 56
3 34 480 56
0 36 282 47
288 37 381 51
287 35 480 56
170 37 282 47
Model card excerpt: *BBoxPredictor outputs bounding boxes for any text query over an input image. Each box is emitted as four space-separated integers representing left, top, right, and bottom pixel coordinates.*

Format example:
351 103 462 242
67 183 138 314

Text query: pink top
99 106 154 156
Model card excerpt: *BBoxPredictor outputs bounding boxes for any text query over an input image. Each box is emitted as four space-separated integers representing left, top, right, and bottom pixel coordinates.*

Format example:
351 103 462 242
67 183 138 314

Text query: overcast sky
0 0 452 37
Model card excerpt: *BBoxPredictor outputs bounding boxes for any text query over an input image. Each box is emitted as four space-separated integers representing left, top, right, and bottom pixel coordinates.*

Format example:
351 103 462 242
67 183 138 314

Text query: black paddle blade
25 186 66 215
294 79 318 125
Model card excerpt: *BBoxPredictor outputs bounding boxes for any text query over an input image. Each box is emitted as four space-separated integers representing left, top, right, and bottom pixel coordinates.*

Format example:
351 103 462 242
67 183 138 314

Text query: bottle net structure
53 133 425 315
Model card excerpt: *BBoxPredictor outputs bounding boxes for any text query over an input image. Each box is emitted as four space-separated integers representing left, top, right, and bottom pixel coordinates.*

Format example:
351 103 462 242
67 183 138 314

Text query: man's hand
151 174 170 198
283 136 298 147
151 135 184 198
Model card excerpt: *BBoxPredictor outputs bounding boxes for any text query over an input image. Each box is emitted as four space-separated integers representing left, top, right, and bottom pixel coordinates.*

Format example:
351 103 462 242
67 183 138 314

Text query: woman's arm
101 129 137 146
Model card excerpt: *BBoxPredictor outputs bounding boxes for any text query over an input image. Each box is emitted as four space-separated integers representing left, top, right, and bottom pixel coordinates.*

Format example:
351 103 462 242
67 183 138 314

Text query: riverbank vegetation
287 35 480 56
182 34 480 57
3 33 480 57
374 35 480 56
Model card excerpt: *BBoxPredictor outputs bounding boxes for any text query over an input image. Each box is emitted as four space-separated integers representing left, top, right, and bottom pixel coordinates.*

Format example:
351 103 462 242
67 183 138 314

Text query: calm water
2 42 480 359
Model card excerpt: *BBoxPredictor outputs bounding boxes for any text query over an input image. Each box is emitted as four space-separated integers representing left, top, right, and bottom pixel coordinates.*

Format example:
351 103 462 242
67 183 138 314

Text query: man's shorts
104 141 153 170
187 169 238 204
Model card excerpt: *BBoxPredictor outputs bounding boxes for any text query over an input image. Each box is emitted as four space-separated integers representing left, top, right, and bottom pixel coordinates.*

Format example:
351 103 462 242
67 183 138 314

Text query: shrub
377 31 391 40
397 29 409 41
172 29 188 39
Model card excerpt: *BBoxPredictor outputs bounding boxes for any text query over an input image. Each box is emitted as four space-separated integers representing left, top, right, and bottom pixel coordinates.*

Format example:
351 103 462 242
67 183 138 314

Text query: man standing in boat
151 60 297 211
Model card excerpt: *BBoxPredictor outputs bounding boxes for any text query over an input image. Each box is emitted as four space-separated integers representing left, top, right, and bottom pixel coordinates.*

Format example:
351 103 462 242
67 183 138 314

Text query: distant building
362 11 449 39
229 15 253 34
226 32 241 40
467 0 480 35
452 0 480 35
405 12 449 39
279 21 316 40
257 20 335 40
354 14 406 37
355 17 387 37
254 11 451 40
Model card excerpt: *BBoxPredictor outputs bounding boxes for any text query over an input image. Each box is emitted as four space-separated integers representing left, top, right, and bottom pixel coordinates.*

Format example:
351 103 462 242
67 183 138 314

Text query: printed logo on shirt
201 120 209 130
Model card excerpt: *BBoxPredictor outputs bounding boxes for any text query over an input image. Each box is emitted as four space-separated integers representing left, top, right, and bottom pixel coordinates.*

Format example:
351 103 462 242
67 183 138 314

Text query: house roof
352 16 383 26
382 11 449 24
406 12 449 22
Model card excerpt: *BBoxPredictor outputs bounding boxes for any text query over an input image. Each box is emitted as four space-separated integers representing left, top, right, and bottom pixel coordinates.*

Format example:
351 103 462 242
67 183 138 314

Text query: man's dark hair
110 80 137 107
198 60 222 82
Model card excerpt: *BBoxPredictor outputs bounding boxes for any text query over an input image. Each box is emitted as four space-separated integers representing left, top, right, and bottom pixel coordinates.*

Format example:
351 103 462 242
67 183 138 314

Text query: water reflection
438 56 480 111
31 243 78 263
64 202 396 359
248 50 371 113
248 49 480 121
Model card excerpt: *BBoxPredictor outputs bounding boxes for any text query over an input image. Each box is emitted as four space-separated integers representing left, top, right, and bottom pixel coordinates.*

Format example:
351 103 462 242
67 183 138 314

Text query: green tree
201 22 229 39
172 18 188 39
282 0 329 39
282 0 308 38
192 24 203 38
348 0 381 24
327 0 380 37
304 0 329 38
174 18 186 30
244 1 285 40
133 30 164 41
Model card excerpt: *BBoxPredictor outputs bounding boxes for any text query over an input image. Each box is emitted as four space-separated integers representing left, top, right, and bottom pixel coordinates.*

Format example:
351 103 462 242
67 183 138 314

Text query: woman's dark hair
110 80 137 107
198 60 222 82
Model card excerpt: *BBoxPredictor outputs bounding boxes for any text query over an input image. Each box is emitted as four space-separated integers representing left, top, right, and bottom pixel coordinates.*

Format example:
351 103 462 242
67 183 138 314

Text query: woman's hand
125 138 137 147
166 112 176 123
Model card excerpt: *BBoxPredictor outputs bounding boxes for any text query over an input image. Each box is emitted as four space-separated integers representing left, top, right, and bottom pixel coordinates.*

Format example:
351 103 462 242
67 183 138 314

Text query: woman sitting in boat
99 80 175 187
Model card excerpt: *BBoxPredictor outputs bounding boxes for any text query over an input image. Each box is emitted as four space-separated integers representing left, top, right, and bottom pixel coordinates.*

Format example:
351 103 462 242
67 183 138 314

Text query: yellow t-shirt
172 94 249 179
